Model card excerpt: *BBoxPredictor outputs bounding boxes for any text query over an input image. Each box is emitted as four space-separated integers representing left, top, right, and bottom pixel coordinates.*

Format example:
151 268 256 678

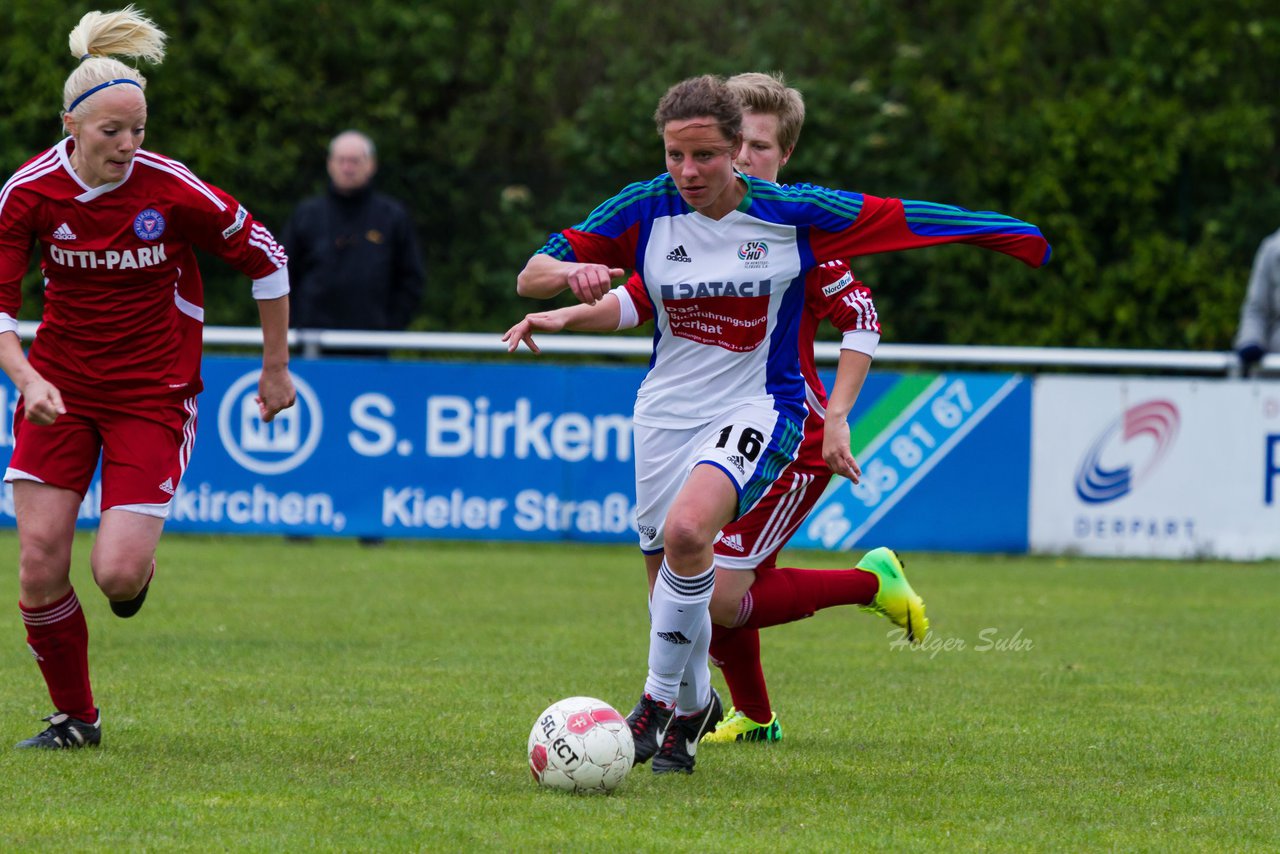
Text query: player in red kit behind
0 6 295 749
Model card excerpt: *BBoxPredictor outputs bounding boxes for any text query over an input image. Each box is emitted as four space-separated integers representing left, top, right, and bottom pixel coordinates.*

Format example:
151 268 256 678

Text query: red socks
20 588 97 723
709 625 771 724
735 566 879 630
712 566 880 725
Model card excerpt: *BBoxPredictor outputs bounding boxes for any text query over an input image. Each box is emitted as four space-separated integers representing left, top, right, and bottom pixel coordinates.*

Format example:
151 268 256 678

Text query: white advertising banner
1030 376 1280 559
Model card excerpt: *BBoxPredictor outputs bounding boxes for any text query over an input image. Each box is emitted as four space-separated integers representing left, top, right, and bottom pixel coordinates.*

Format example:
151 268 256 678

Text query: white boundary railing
16 321 1276 376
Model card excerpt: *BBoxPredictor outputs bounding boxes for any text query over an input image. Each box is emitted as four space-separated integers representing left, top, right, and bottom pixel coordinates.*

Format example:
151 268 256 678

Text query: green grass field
0 533 1277 852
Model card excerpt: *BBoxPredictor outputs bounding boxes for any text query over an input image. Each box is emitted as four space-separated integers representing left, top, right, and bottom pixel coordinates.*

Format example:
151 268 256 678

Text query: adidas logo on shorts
666 245 692 262
719 533 745 552
158 477 175 496
726 454 746 474
52 222 77 241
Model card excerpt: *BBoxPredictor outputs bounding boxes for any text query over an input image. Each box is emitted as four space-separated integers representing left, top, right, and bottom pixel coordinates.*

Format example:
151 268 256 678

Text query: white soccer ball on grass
527 696 634 793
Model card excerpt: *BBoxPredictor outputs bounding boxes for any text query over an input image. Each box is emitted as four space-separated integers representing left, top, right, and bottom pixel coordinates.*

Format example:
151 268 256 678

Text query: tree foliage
2 0 1277 348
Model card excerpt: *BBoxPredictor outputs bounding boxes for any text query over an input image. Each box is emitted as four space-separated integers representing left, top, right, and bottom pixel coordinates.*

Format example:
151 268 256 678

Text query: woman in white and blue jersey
508 74 1050 775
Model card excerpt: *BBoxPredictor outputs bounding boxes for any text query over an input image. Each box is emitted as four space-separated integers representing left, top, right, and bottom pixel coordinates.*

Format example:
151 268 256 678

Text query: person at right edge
1235 228 1280 376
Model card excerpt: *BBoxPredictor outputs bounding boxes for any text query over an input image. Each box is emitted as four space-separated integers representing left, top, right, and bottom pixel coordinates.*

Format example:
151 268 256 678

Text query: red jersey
0 137 288 400
792 259 879 473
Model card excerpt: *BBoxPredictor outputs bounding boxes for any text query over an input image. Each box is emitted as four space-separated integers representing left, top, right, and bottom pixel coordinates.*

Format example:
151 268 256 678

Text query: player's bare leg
93 508 164 618
662 463 737 578
709 568 754 626
14 481 79 606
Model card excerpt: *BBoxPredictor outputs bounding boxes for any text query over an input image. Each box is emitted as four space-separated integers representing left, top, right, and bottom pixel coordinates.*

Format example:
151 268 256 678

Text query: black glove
1239 344 1266 369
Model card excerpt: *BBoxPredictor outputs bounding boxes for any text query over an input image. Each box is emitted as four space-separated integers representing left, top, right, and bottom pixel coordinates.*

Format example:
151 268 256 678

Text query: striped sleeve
805 261 880 356
815 192 1050 268
135 152 288 285
535 174 683 268
0 154 52 323
754 182 1051 269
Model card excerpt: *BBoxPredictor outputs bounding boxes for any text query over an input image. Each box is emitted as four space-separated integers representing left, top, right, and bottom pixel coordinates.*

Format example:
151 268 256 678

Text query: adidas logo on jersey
666 245 692 262
52 223 77 241
158 477 176 496
720 533 745 552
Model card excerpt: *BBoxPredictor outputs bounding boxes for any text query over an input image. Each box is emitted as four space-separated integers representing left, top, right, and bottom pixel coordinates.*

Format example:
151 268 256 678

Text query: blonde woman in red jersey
0 6 294 749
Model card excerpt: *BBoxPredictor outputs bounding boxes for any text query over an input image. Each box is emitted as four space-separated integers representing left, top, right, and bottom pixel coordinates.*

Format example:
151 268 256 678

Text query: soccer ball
527 696 634 793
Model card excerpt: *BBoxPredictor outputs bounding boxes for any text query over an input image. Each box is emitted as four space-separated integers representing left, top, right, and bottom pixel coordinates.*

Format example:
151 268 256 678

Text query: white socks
644 559 714 711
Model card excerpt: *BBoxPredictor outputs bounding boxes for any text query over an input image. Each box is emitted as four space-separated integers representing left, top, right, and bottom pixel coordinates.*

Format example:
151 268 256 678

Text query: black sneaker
626 694 673 765
15 710 101 749
110 561 154 618
652 688 724 775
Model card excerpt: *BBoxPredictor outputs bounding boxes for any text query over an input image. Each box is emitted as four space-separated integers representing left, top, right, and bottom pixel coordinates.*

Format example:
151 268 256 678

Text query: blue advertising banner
791 372 1032 553
0 357 642 542
0 359 1031 552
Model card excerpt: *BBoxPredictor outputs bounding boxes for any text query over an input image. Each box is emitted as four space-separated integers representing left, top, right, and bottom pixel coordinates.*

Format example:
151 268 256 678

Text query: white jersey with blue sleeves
537 173 1050 429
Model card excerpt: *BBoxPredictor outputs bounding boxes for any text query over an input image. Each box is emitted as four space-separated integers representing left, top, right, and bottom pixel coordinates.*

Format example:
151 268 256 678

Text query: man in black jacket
283 130 425 345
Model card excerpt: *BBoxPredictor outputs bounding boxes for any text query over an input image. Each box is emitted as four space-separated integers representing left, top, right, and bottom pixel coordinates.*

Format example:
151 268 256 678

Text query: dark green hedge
3 0 1277 349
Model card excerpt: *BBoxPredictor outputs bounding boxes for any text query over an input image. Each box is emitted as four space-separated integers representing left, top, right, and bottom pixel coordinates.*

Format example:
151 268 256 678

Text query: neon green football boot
857 547 928 643
704 707 783 744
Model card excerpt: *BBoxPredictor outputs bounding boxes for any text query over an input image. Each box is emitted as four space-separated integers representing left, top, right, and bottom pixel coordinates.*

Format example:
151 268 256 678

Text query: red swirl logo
1074 400 1179 504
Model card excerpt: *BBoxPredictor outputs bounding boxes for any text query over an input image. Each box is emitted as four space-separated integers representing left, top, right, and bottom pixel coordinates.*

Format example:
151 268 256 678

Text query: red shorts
714 466 831 571
6 392 198 518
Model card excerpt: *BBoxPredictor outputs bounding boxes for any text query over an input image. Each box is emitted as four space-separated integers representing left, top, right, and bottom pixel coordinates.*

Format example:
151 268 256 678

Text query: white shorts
633 403 802 553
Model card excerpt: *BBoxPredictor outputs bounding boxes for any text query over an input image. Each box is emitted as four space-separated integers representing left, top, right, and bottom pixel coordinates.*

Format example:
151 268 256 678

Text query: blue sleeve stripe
902 199 982 213
907 213 1035 228
904 203 1017 220
909 221 1044 237
753 183 865 220
540 232 573 260
903 201 1036 229
578 176 681 233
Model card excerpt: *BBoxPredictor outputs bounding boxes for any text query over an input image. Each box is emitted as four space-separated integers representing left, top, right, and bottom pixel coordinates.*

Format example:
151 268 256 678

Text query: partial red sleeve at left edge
0 192 35 319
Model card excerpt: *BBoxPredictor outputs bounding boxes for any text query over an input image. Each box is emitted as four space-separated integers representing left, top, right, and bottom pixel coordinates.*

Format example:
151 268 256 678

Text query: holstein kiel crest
133 208 166 241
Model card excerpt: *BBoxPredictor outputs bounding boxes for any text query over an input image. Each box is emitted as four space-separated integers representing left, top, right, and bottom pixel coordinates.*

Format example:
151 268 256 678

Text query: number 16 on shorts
704 406 802 517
